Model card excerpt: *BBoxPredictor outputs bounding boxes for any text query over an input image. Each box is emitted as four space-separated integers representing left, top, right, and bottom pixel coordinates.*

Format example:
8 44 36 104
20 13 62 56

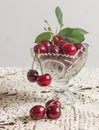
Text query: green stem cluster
44 20 54 36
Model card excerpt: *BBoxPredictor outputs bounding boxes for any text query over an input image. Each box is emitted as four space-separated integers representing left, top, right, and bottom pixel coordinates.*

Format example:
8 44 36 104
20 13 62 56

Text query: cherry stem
46 99 59 108
57 26 62 35
35 54 43 75
44 20 56 44
44 20 54 36
31 55 36 69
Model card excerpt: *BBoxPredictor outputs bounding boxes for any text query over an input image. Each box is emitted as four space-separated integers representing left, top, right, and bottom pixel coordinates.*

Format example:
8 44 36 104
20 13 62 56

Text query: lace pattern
0 67 99 130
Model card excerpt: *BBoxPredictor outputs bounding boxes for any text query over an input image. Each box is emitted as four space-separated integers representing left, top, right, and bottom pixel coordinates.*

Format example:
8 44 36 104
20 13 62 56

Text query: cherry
59 40 69 53
62 43 77 55
75 43 85 51
56 40 69 47
37 74 52 87
33 43 48 54
27 69 39 82
46 105 61 119
50 44 60 54
41 40 51 51
30 105 45 120
54 40 63 46
60 41 69 48
53 35 63 44
45 99 61 108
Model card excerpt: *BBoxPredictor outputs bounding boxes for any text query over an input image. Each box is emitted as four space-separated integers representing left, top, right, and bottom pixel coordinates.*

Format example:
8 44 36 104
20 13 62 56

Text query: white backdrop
0 0 99 67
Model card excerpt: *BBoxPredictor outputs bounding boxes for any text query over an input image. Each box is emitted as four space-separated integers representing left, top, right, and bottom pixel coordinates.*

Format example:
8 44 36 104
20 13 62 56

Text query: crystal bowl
31 43 89 104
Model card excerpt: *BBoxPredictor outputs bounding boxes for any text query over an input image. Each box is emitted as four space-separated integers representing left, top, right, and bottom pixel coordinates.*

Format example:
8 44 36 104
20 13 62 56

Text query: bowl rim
31 43 89 59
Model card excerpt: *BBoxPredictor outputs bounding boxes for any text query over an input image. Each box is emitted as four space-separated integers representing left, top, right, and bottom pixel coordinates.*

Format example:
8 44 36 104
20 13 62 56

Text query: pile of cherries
33 35 84 55
30 99 61 120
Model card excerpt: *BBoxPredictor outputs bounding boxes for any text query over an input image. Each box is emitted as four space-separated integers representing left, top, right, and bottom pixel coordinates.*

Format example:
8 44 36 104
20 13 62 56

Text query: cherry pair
27 69 51 87
30 99 61 120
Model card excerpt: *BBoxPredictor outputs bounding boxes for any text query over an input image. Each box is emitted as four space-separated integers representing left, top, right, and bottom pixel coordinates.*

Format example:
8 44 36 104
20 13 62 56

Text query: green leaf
66 32 85 44
73 28 88 35
35 32 51 43
55 6 63 28
58 27 87 43
58 28 73 39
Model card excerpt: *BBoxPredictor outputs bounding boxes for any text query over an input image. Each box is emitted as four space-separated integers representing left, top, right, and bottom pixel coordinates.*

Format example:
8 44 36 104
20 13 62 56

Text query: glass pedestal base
45 89 77 106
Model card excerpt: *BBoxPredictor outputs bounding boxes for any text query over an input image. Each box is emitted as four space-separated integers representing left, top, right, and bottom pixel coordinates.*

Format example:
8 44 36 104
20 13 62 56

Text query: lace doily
0 67 99 130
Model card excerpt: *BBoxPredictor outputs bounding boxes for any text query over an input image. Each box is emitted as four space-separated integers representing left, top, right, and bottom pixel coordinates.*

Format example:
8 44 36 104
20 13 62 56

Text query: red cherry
33 43 48 53
45 99 61 108
59 40 69 53
60 41 69 48
53 35 63 44
41 40 51 50
30 105 45 120
62 43 77 55
37 74 52 87
46 105 61 119
50 44 60 54
75 43 85 51
54 40 63 46
27 69 39 82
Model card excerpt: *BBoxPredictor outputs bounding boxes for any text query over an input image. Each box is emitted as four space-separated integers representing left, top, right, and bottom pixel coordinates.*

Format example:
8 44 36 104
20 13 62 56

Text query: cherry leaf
58 28 73 39
66 32 85 44
35 32 51 43
73 28 88 35
55 6 63 28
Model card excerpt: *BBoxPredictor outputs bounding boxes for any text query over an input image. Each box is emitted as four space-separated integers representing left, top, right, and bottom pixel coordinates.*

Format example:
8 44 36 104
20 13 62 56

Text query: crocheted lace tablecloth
0 67 99 130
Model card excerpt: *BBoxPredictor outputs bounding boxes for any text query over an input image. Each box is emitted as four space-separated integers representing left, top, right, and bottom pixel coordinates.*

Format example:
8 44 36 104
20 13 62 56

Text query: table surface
0 67 99 130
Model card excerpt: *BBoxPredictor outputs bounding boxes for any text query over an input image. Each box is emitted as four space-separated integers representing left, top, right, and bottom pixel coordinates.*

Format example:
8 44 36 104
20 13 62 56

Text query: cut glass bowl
31 43 89 105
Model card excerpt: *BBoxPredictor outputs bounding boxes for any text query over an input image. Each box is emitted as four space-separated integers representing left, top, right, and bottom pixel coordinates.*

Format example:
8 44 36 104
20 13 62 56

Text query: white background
0 0 99 67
